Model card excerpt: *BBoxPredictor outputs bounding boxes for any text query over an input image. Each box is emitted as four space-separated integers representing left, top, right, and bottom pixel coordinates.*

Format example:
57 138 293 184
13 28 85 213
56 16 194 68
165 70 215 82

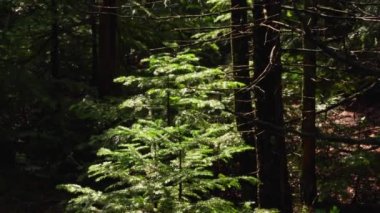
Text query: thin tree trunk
253 1 292 212
230 0 257 202
90 0 98 86
301 0 317 208
98 0 118 97
51 0 59 78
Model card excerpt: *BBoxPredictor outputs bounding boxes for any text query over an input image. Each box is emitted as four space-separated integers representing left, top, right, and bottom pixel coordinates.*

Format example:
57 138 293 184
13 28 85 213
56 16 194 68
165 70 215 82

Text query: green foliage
253 209 280 213
330 205 340 213
115 51 243 120
60 119 254 212
60 52 257 212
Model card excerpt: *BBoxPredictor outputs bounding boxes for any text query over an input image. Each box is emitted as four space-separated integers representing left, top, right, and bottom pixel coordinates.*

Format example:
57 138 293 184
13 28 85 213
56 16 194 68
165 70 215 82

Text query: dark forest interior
0 0 379 212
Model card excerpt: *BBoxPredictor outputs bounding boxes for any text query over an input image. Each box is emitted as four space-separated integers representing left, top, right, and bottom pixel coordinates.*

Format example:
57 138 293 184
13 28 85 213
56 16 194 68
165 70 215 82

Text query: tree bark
51 0 59 78
98 0 118 97
90 0 98 86
301 0 317 208
230 0 257 202
253 0 292 212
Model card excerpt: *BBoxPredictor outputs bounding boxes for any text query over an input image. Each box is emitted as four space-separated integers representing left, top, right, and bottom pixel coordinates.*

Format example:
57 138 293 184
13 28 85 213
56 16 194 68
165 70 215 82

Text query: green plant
59 51 257 212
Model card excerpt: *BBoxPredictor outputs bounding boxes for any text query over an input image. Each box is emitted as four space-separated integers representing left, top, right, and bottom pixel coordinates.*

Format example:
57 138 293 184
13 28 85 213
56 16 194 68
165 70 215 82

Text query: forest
0 0 379 212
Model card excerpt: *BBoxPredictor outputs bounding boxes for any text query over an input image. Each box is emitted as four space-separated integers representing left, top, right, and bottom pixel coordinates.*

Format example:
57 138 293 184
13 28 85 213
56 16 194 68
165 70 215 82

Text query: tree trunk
98 0 118 97
230 0 257 202
253 1 292 212
51 0 59 78
301 0 317 208
90 0 98 86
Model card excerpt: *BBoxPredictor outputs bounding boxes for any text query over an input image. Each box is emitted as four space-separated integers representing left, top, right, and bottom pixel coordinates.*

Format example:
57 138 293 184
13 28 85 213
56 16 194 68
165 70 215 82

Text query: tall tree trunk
51 0 59 78
230 0 257 202
301 0 317 208
98 0 118 97
90 0 98 86
253 1 292 212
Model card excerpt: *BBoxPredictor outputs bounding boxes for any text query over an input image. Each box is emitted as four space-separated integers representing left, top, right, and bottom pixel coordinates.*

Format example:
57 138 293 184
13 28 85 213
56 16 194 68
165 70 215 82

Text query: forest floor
313 101 380 212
